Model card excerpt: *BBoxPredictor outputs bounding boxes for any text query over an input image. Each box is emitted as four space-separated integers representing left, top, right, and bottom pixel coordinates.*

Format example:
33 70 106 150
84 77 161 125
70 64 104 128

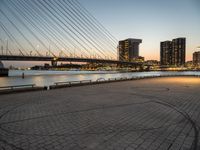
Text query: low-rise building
193 51 200 66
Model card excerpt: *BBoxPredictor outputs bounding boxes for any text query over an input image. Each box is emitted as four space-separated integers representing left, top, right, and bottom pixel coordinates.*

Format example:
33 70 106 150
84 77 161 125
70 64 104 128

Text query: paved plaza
0 77 200 150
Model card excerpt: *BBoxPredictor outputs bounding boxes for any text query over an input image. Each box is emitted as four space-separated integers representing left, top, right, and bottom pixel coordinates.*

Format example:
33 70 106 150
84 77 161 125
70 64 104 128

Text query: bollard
22 72 25 79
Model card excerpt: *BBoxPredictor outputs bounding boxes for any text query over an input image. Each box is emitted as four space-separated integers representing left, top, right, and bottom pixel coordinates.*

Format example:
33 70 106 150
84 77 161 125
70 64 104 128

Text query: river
0 70 200 87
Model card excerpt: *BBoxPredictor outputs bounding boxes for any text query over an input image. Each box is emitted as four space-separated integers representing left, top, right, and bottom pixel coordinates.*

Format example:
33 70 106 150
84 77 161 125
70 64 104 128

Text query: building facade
118 38 142 62
171 38 186 66
160 38 186 66
193 51 200 66
160 41 172 65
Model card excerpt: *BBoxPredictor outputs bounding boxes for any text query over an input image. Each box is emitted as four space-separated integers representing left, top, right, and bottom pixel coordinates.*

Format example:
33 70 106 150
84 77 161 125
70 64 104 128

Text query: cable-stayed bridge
0 0 141 66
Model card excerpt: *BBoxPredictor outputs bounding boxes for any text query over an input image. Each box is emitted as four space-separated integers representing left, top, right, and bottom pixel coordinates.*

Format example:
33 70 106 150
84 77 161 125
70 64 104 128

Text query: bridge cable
31 0 94 58
18 0 89 58
0 22 28 56
9 0 69 57
49 0 111 59
73 0 118 49
40 0 105 59
2 1 59 57
0 7 41 56
65 0 117 58
58 0 117 58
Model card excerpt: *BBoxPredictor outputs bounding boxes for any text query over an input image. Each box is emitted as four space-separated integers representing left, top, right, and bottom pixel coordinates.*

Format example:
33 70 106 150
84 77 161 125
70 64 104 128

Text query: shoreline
7 69 200 77
8 70 119 77
0 74 199 95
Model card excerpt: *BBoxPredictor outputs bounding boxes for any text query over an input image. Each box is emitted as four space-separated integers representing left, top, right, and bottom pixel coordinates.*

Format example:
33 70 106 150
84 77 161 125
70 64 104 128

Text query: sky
1 0 200 67
79 0 200 60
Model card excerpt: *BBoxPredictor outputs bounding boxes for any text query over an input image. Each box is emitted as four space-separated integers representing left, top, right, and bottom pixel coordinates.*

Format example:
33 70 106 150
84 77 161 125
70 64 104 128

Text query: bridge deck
0 55 142 66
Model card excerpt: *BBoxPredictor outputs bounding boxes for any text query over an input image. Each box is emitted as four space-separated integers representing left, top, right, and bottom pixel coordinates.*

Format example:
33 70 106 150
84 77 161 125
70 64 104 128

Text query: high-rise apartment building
171 38 186 66
160 38 186 66
118 38 142 62
160 41 172 65
193 51 200 66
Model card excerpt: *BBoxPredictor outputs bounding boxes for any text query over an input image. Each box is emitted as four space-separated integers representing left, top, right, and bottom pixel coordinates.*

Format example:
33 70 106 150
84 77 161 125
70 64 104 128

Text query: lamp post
0 38 3 55
5 39 8 55
36 45 39 56
74 46 77 58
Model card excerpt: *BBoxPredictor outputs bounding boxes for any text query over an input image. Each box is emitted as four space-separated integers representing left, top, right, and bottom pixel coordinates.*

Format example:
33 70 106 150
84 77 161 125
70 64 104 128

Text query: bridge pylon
51 57 58 67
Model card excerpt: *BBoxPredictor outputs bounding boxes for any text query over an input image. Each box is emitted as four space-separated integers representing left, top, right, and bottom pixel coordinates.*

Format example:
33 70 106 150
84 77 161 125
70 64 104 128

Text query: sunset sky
79 0 200 60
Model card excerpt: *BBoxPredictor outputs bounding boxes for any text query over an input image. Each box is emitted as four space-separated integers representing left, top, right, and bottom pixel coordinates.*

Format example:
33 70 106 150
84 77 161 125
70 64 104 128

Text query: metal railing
54 80 92 86
96 78 106 82
0 84 36 90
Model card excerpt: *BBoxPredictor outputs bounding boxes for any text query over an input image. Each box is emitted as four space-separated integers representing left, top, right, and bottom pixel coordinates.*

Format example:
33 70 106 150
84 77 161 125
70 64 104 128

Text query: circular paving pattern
0 101 183 136
0 77 200 150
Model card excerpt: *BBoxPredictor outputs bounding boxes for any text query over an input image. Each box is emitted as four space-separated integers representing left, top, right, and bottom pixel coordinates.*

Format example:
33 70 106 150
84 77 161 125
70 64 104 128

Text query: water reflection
0 70 200 87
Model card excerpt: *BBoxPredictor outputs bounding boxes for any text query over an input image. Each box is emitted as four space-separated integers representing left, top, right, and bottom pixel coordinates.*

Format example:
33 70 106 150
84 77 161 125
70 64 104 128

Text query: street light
5 38 8 55
0 38 4 55
74 46 76 58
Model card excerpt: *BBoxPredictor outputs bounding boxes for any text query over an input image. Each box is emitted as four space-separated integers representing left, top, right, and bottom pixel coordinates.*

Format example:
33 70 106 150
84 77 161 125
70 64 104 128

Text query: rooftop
120 38 142 43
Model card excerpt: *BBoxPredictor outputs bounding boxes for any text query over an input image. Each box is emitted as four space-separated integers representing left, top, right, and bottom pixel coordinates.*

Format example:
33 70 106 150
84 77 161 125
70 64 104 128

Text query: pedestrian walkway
0 77 200 150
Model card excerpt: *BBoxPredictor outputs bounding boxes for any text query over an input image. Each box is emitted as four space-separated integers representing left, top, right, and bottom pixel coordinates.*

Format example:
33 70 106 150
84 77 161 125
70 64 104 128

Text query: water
0 70 200 87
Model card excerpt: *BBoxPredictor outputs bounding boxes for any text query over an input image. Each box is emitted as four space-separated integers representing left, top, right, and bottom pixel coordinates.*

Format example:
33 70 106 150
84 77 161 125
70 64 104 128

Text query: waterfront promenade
0 77 200 150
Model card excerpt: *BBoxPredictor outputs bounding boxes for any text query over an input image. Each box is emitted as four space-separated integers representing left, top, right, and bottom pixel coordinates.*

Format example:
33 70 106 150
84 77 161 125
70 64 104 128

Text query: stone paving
0 77 200 150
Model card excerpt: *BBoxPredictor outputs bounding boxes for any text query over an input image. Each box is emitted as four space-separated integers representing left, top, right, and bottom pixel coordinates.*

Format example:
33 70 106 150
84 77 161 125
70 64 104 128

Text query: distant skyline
79 0 200 61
